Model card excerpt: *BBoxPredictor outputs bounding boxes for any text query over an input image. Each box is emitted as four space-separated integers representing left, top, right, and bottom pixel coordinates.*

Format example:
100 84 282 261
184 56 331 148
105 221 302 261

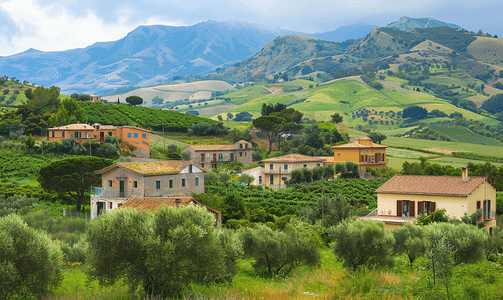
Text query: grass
427 124 503 146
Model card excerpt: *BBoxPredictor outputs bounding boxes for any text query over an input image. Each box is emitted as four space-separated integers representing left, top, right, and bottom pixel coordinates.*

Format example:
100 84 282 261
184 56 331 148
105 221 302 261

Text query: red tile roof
332 140 388 149
262 154 325 163
48 123 94 130
375 175 494 196
120 195 221 214
188 144 237 151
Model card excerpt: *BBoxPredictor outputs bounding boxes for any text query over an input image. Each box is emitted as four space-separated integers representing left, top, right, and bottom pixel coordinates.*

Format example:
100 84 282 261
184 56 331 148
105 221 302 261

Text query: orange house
332 136 388 171
46 123 151 157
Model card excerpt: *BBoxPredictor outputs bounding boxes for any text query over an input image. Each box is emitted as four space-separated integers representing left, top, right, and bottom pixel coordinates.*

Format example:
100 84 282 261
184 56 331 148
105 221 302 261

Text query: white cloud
0 0 184 56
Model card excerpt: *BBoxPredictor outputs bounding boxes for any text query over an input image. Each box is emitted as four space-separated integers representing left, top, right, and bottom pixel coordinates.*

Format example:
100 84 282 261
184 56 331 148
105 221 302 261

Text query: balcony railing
264 169 292 174
93 189 141 199
358 160 387 165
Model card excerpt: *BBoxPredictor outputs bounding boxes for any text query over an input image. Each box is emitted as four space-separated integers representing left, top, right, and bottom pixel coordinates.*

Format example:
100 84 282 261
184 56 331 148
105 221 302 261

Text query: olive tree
425 227 454 299
392 223 426 266
85 206 241 296
0 214 63 299
241 224 320 278
330 219 395 271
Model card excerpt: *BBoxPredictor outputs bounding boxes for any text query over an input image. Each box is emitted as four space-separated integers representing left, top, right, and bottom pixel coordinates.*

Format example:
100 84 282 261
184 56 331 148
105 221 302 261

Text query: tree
24 134 36 152
240 224 320 278
0 214 63 299
367 131 387 144
392 223 425 266
480 93 503 114
48 98 86 127
252 115 286 154
85 206 241 296
301 195 351 229
23 86 60 114
239 173 255 186
125 95 143 106
331 113 343 124
330 219 395 271
402 106 428 120
38 156 114 212
217 115 223 121
227 112 234 121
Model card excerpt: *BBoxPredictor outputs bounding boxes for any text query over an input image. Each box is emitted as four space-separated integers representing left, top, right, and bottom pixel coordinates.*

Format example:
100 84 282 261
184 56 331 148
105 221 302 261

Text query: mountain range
0 17 467 94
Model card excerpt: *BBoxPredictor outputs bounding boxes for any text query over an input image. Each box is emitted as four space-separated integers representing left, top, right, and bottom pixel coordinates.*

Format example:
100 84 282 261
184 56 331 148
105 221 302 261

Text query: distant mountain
0 21 295 94
219 35 347 82
386 16 464 31
310 23 378 42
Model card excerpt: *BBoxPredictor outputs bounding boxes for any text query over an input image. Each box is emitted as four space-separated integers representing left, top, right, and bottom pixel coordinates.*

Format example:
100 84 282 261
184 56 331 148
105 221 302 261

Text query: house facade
374 167 497 231
90 161 205 219
47 123 151 157
260 154 326 188
182 140 252 169
332 136 388 171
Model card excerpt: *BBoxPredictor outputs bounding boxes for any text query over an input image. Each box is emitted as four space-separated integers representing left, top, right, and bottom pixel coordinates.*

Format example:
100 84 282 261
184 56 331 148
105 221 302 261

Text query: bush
241 224 320 277
86 206 239 296
0 214 63 298
0 194 36 217
393 223 425 266
330 219 395 271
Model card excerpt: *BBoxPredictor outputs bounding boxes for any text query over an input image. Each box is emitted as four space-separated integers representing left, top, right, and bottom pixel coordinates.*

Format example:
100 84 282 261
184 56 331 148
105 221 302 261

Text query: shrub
241 224 320 277
330 219 395 271
393 223 425 266
0 214 63 298
0 194 36 217
86 206 239 296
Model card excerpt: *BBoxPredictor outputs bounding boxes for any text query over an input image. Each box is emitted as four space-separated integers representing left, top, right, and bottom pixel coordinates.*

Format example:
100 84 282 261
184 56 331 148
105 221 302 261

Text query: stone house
182 140 252 169
90 161 205 219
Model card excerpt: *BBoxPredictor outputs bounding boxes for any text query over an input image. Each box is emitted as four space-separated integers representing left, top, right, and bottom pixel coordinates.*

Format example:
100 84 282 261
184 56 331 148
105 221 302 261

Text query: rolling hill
386 16 464 31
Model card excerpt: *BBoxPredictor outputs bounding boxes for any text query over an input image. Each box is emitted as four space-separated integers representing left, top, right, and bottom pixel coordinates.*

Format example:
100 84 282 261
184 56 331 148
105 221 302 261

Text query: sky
0 0 502 57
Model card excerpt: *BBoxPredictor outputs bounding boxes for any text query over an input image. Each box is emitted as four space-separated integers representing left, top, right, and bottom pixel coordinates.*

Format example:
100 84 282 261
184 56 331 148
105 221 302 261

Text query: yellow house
261 154 326 188
332 136 388 171
374 167 498 231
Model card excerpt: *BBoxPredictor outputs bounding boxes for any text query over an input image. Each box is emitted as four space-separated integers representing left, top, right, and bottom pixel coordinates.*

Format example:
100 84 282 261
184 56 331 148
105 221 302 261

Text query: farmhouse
182 140 252 169
332 136 388 173
118 195 221 227
46 122 151 157
241 154 327 189
372 167 497 231
90 161 205 219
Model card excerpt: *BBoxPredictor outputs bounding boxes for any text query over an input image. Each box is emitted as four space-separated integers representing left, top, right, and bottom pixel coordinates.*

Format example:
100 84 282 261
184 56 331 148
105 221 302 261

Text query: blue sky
0 0 501 56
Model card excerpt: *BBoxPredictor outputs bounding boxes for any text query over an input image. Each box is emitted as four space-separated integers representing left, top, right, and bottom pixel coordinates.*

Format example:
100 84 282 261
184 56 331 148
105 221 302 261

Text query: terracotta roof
48 123 94 130
187 144 237 151
317 156 334 163
375 175 493 196
332 140 388 149
95 160 191 175
262 154 325 163
100 125 117 130
120 195 221 214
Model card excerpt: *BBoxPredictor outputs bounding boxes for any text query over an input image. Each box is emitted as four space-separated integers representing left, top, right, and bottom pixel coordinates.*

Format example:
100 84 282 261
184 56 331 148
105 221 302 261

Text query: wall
262 161 323 187
242 167 264 186
118 127 150 153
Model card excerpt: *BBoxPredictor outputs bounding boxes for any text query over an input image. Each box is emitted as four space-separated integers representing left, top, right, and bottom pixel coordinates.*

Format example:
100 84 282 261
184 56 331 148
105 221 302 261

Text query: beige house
373 167 498 231
261 154 326 188
182 140 252 169
90 161 205 219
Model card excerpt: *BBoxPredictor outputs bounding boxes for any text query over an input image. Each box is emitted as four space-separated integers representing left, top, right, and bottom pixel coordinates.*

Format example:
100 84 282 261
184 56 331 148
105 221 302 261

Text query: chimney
462 166 469 180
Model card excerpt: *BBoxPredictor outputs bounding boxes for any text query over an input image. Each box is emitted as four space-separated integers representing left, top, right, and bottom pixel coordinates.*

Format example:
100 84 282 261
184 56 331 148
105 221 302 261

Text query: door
100 132 105 143
213 153 217 162
230 153 234 161
97 202 105 216
120 180 124 197
201 154 205 162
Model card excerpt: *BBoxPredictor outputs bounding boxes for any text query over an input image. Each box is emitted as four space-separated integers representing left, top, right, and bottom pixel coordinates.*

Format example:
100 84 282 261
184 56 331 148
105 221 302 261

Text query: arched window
218 153 223 161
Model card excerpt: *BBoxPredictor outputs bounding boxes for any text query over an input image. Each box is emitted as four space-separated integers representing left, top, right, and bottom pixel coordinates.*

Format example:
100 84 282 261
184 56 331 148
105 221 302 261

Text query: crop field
428 124 503 146
386 148 435 158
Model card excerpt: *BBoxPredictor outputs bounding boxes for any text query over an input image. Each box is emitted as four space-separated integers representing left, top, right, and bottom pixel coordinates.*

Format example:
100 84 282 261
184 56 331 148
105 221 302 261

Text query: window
142 133 146 139
483 200 493 220
195 178 199 186
62 131 65 138
108 180 112 187
303 164 307 168
108 132 112 136
284 164 288 170
134 133 138 138
218 153 223 161
127 132 132 138
316 164 320 167
270 175 274 185
169 180 173 188
240 144 243 149
239 152 242 157
259 176 262 185
133 181 138 188
270 164 273 170
109 202 112 209
51 131 54 137
75 132 81 138
396 200 415 217
244 152 247 156
245 144 248 149
182 178 186 187
156 181 160 189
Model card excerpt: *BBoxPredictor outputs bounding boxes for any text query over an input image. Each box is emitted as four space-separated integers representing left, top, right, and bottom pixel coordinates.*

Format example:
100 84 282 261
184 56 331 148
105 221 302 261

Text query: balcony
358 160 387 165
264 169 292 174
93 189 141 199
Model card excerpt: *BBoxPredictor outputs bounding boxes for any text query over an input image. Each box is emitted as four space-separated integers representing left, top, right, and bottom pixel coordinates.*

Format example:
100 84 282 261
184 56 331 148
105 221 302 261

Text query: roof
332 140 388 149
375 175 495 197
262 154 325 163
94 160 191 175
317 156 334 163
187 144 237 151
48 123 94 130
120 195 220 214
100 125 117 130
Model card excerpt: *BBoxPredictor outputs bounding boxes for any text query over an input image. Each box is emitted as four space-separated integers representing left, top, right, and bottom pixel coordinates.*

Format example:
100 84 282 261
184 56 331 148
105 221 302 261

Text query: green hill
386 16 464 31
78 102 219 132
